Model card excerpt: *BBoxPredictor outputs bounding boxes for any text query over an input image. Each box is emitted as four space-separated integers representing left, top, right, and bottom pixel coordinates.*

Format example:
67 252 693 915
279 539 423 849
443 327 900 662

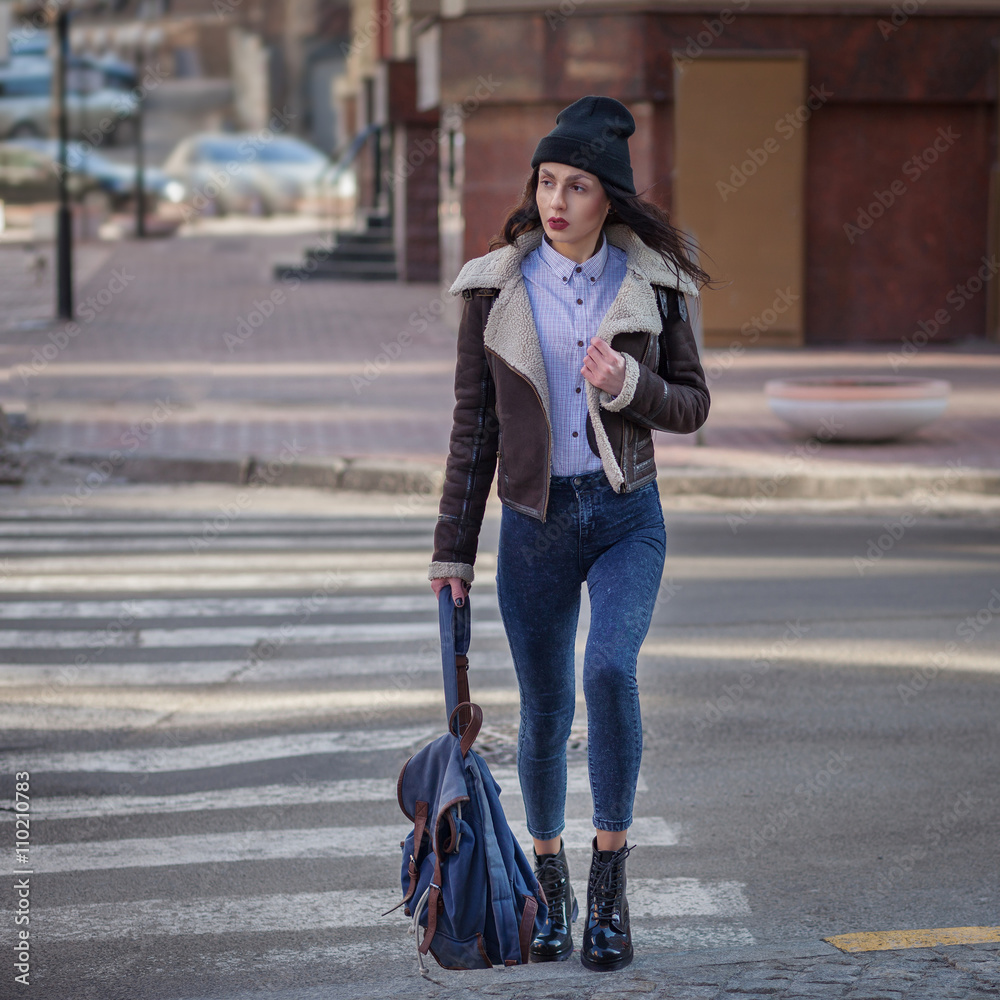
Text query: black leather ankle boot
581 837 634 972
530 839 578 961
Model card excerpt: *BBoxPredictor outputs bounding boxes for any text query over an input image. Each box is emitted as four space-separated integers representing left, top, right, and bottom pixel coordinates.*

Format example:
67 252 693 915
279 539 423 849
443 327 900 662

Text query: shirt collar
538 230 609 284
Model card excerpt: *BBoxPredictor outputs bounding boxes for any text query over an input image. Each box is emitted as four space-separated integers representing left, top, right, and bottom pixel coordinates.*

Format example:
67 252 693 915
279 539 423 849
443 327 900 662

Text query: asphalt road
0 488 997 999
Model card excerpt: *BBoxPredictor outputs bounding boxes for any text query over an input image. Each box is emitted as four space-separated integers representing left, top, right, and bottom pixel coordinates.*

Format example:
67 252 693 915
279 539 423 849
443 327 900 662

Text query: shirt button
572 431 579 438
577 340 584 347
562 276 568 282
575 386 582 393
590 276 596 282
575 266 582 273
576 298 583 305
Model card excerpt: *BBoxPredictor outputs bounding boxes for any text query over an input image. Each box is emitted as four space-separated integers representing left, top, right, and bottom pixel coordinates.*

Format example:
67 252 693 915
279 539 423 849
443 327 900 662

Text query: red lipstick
548 217 569 230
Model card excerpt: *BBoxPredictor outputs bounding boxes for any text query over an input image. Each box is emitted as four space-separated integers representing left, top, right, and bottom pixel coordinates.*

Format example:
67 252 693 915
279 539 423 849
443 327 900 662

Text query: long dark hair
490 167 714 290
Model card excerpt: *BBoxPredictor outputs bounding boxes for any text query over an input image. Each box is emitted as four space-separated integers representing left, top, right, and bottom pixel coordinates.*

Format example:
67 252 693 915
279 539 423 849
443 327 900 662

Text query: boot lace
590 844 635 922
535 854 568 903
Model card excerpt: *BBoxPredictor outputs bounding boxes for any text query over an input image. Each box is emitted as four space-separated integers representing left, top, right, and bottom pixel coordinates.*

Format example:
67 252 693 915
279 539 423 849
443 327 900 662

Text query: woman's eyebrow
540 169 590 183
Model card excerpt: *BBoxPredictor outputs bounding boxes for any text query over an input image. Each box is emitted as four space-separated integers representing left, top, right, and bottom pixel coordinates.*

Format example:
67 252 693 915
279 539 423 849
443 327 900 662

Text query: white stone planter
764 376 951 442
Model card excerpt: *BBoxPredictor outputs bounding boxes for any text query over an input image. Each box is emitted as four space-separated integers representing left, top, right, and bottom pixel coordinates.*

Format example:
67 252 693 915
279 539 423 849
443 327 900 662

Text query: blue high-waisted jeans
495 470 666 840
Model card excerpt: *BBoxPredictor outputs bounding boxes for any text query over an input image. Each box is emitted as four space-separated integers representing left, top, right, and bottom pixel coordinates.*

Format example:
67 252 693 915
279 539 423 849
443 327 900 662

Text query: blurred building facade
9 1 997 345
336 0 1000 346
10 0 352 152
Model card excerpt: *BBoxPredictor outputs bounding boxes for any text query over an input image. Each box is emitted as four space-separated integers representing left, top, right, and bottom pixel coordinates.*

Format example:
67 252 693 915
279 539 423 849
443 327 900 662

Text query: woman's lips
547 217 569 230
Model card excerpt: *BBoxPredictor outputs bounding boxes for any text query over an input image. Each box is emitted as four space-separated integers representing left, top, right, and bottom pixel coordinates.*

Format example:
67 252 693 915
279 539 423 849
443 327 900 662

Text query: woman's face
535 162 610 262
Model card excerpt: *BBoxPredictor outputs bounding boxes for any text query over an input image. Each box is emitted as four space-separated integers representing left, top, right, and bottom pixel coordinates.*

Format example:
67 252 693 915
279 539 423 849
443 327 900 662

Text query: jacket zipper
485 348 552 522
620 416 631 485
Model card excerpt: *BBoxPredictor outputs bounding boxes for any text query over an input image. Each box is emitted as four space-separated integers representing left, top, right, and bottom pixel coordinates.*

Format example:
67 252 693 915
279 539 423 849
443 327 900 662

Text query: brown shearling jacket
429 224 710 584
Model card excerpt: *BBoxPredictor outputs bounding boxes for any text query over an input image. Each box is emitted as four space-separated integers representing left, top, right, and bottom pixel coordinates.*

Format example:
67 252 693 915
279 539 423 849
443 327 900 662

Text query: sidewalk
2 230 999 507
357 937 1000 1000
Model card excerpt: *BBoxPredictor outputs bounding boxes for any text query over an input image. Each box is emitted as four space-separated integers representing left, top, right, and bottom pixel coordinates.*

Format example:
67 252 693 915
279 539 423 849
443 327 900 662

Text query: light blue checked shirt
521 232 628 475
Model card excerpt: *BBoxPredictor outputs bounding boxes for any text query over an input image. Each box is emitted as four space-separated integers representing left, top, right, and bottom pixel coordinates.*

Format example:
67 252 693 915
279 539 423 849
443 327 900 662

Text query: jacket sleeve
428 292 500 585
602 286 710 435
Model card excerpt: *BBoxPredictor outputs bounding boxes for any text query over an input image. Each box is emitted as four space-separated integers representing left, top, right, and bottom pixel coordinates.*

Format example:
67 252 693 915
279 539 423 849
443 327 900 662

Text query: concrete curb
5 448 1000 500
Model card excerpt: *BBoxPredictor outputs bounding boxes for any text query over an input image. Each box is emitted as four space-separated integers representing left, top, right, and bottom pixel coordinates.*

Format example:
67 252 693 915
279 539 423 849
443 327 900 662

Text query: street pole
55 10 73 319
134 41 146 238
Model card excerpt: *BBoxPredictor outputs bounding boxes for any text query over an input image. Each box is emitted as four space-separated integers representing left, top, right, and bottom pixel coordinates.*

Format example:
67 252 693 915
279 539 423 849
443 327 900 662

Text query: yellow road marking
826 926 1000 952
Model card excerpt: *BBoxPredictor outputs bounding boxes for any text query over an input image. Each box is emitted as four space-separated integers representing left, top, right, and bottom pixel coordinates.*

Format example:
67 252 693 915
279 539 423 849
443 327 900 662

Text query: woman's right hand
431 576 469 607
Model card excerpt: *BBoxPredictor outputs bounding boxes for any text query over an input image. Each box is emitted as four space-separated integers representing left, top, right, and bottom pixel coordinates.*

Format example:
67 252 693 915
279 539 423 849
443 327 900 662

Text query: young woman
428 96 712 972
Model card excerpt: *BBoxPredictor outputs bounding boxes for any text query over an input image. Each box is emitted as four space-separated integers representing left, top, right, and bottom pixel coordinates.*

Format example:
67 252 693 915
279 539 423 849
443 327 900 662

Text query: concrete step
273 260 399 281
304 244 396 264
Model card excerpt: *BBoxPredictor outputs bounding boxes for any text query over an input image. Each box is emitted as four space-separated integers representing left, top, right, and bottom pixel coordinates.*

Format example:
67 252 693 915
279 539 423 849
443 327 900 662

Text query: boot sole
580 949 633 972
529 946 574 962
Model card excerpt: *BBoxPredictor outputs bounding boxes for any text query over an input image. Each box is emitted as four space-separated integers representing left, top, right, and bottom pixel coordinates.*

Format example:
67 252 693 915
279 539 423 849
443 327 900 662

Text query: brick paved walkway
2 231 999 474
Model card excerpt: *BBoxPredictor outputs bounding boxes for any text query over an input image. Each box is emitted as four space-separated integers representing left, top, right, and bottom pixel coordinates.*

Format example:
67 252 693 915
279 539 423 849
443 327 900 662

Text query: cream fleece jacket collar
449 223 698 491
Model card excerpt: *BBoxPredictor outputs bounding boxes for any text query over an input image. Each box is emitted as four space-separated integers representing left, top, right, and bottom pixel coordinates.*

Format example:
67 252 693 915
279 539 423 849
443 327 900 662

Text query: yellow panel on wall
674 53 808 348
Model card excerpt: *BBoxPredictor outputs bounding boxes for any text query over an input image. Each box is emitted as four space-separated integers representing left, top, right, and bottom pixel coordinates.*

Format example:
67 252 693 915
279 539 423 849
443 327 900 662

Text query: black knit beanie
530 95 636 195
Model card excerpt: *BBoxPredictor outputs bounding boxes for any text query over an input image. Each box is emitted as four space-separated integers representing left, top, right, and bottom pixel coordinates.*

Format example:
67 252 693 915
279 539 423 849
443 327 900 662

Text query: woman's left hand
581 338 626 397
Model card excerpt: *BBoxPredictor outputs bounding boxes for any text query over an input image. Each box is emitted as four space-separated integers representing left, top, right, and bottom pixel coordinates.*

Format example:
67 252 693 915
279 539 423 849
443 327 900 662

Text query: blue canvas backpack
390 587 547 973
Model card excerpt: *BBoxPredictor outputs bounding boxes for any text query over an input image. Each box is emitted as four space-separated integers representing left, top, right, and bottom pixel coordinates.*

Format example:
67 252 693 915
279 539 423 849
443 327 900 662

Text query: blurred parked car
0 56 139 141
162 132 337 216
0 138 183 211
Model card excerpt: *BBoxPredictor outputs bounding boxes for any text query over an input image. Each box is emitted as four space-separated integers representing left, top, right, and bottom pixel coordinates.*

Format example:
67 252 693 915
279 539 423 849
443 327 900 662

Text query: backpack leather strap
518 894 538 965
402 800 429 905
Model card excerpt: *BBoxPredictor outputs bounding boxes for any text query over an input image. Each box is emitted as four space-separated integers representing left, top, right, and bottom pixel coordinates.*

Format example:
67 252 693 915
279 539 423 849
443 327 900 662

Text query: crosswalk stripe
0 594 492 620
0 518 429 537
0 767 647 821
26 818 680 874
0 619 507 649
0 569 484 594
0 535 432 554
2 552 478 574
35 878 749 942
0 652 513 685
1 686 525 722
0 727 439 773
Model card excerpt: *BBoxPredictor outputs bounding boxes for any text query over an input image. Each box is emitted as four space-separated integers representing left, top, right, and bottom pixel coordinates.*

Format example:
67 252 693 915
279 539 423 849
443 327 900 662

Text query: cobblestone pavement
355 941 1000 1000
2 232 999 475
